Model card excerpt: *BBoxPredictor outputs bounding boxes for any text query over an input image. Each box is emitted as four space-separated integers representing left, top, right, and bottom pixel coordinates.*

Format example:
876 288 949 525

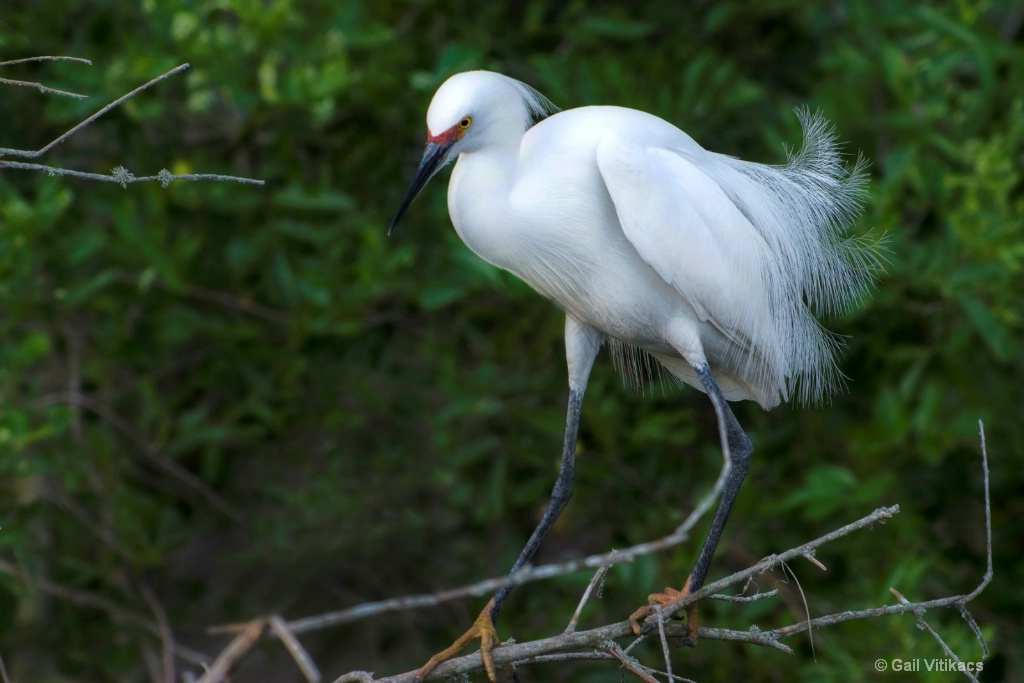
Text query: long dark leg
490 316 603 621
629 362 753 639
490 385 583 621
688 363 753 593
415 317 602 682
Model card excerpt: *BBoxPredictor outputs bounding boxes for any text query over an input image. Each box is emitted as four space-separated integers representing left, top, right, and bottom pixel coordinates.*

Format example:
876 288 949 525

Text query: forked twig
1 63 189 159
0 55 92 98
0 59 264 186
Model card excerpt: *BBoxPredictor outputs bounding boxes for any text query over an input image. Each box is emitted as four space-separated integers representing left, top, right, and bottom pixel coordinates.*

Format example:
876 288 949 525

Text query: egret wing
595 134 773 353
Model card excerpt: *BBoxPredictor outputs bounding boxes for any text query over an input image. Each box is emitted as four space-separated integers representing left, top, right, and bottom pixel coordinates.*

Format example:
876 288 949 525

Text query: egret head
388 71 558 235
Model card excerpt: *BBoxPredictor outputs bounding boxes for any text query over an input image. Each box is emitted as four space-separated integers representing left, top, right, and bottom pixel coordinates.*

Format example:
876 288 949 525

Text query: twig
515 651 616 666
0 55 92 67
709 588 778 603
0 160 264 186
778 559 815 661
140 582 176 683
0 60 264 186
959 604 989 660
564 554 614 633
196 619 266 683
801 552 827 571
0 63 190 159
890 588 979 683
640 504 901 627
654 607 673 682
0 56 92 101
0 650 11 683
269 616 322 683
965 420 994 602
608 644 659 683
0 76 87 99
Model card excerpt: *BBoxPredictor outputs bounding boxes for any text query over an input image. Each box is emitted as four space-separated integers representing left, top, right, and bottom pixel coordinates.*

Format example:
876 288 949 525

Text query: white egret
389 70 878 681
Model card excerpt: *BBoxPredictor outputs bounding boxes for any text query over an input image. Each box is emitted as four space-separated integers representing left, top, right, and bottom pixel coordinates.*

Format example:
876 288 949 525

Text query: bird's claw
628 580 699 646
414 599 501 682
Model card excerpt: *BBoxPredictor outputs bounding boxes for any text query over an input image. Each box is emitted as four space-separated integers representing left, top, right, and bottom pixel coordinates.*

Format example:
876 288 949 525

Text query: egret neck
447 131 524 272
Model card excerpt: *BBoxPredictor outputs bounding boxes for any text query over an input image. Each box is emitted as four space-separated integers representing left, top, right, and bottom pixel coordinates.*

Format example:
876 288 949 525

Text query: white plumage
421 70 878 409
389 70 880 681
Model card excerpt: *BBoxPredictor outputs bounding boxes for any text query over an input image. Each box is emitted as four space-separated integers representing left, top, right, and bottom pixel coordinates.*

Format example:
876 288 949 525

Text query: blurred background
0 1 1021 681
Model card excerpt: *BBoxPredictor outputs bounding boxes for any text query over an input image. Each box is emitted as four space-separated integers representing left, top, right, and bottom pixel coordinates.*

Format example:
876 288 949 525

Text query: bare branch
0 56 92 102
0 160 264 186
639 504 900 628
0 55 92 67
709 588 778 603
371 623 793 682
0 76 87 99
890 588 979 683
608 644 660 683
0 60 264 186
777 559 816 661
0 63 190 159
959 604 989 660
655 606 674 682
965 420 994 602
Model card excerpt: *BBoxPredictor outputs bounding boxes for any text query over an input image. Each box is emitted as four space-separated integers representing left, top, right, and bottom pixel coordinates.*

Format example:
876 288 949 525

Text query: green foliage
1 1 1020 681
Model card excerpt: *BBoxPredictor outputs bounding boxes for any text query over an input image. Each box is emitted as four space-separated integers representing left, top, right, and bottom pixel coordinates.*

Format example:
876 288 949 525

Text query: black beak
388 140 456 236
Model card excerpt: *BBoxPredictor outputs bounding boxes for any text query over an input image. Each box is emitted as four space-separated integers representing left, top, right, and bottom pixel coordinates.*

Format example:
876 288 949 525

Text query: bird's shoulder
523 106 701 157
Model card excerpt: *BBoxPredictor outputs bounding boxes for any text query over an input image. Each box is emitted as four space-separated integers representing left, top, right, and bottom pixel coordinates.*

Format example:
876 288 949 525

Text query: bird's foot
628 575 699 646
415 598 501 682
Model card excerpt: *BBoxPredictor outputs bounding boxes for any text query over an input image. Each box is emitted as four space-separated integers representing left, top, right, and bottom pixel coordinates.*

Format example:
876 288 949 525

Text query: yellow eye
459 116 472 129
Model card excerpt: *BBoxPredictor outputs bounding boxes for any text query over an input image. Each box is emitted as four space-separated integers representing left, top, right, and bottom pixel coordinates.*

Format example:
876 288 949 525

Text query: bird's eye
459 116 472 129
